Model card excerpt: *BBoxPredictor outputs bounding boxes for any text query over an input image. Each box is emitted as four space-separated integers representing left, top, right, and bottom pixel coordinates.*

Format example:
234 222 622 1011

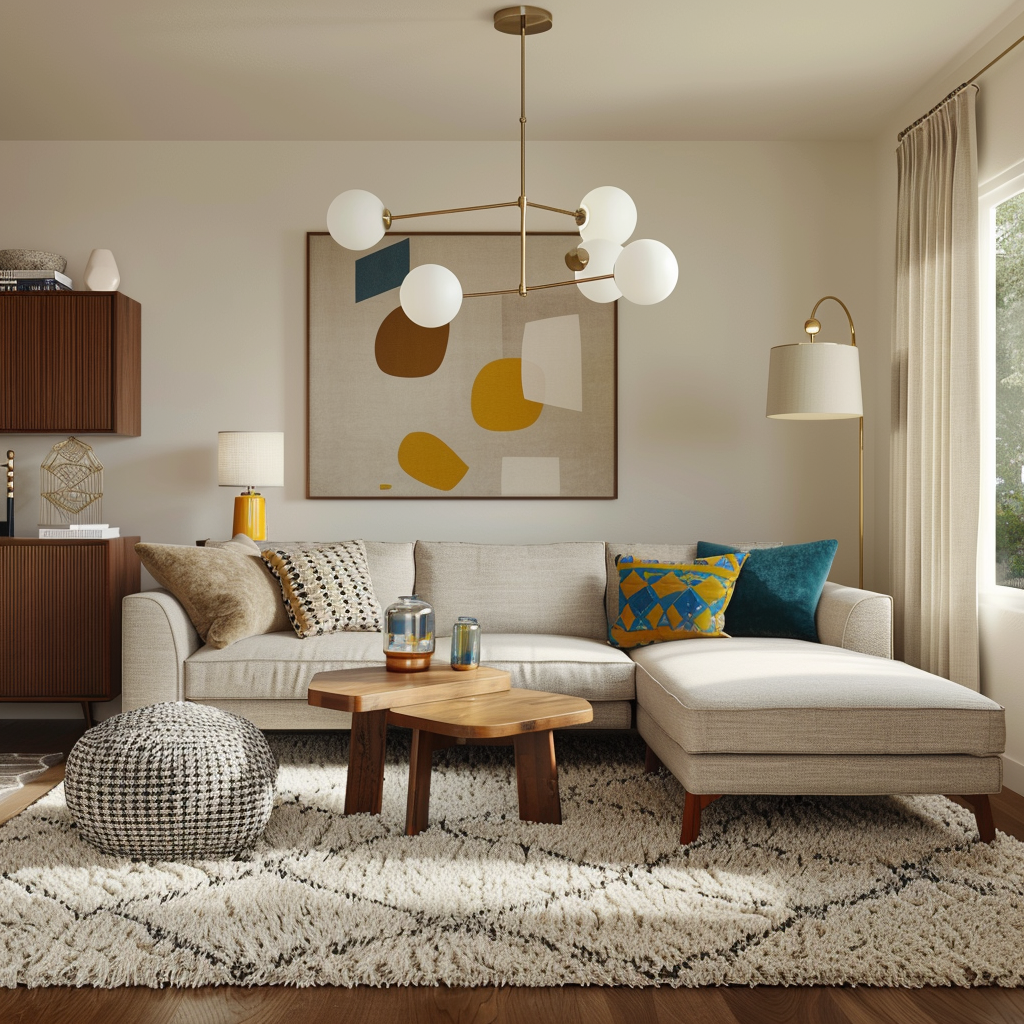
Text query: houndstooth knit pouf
64 702 278 859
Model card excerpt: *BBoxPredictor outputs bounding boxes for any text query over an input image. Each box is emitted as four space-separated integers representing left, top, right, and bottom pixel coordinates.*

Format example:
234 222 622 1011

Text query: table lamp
217 432 284 542
766 296 864 587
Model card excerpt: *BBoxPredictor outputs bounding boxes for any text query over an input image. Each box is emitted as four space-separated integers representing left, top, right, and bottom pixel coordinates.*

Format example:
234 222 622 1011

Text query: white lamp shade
218 432 285 487
578 186 637 245
613 238 678 305
400 264 463 328
766 343 863 419
575 238 623 302
326 189 386 250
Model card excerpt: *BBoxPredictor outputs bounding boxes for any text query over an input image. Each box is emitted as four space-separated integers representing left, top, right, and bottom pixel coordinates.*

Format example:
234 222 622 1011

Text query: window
995 190 1024 588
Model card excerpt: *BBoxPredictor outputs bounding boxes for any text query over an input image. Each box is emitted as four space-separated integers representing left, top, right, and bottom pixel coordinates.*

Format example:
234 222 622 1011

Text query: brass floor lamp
766 296 864 588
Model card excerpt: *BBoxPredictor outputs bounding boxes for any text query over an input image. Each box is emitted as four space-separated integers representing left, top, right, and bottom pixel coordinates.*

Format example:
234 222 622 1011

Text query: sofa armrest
122 589 203 710
815 581 893 659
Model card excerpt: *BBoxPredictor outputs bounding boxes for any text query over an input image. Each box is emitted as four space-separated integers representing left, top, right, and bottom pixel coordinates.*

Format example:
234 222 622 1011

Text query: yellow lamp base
232 492 266 542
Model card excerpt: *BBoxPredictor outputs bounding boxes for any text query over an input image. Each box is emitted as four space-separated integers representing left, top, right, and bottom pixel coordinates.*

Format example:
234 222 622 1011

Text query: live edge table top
306 664 511 714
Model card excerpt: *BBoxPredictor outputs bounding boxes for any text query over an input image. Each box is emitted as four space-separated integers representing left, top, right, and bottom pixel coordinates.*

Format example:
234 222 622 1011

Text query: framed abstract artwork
307 232 617 499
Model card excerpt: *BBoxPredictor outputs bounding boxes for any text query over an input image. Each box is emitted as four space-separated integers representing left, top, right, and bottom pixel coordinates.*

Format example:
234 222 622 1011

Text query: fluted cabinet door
0 537 141 703
0 292 141 435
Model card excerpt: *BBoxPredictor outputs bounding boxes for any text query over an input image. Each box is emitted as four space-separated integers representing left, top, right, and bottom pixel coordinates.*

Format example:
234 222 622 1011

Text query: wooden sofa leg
644 744 663 774
680 792 722 845
966 794 996 843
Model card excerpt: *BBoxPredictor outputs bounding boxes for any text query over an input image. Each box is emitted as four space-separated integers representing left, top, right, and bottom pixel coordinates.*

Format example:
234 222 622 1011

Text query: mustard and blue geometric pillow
608 552 748 649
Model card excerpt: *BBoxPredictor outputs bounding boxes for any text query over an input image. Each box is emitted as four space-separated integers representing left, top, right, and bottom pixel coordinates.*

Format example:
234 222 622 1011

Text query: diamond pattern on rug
1 733 1022 989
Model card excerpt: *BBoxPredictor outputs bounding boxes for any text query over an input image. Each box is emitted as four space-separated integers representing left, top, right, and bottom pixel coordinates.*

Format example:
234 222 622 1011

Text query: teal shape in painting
355 238 410 303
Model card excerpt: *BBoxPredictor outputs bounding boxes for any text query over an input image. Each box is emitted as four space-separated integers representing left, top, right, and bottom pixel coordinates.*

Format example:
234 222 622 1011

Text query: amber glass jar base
385 652 432 673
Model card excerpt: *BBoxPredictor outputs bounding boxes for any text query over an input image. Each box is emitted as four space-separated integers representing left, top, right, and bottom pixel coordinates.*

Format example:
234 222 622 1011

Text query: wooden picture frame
306 231 617 499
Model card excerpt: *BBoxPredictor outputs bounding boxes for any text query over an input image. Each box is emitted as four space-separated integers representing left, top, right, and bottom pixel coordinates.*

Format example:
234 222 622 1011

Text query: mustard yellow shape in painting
471 359 543 432
398 432 469 491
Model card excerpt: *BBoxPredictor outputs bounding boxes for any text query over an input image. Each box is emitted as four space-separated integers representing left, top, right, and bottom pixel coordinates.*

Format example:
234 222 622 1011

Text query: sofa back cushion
604 542 781 627
364 541 416 612
414 541 608 640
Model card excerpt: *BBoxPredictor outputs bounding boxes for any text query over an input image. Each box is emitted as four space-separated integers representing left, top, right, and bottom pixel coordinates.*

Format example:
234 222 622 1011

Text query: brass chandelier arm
463 273 613 299
526 201 587 224
384 201 520 227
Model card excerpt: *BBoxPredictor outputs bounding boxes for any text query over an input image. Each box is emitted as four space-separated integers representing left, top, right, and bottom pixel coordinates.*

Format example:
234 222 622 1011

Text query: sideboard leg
80 702 94 729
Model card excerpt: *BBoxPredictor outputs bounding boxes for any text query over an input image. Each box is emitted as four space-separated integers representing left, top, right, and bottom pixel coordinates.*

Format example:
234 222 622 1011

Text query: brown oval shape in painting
398 432 468 491
375 306 449 378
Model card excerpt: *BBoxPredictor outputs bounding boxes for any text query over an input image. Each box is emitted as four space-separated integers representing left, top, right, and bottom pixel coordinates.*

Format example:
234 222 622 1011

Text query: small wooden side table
307 665 511 816
387 689 593 836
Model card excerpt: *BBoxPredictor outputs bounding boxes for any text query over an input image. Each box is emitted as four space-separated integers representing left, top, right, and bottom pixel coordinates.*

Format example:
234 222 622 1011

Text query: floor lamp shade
766 343 863 419
217 432 284 541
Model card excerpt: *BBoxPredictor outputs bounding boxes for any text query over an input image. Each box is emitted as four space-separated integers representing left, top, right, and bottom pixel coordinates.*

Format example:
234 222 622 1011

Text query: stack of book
0 269 73 293
38 523 120 539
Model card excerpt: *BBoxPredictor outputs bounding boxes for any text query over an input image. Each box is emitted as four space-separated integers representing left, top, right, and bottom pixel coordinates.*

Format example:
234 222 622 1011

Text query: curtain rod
897 29 1024 142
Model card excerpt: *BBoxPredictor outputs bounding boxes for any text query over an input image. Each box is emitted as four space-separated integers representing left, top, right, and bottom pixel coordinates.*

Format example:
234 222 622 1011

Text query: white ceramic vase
83 249 120 291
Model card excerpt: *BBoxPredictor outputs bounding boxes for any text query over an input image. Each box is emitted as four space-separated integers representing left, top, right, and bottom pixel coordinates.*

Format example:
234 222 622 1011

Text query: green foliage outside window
996 192 1024 587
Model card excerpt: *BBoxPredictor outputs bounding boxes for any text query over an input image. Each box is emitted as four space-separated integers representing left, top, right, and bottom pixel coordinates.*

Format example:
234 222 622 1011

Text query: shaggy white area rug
1 732 1023 989
0 753 62 800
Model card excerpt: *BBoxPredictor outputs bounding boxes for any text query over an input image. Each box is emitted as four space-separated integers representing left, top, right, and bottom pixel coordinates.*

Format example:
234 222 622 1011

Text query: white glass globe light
399 264 463 328
326 189 386 250
575 238 623 303
578 186 637 245
613 239 678 305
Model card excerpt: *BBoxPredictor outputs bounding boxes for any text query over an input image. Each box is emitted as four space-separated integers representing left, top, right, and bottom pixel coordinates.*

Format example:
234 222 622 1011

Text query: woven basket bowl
0 249 67 272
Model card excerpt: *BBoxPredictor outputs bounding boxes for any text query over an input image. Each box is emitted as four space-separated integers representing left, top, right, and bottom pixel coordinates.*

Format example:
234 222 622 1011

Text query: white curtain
891 86 980 690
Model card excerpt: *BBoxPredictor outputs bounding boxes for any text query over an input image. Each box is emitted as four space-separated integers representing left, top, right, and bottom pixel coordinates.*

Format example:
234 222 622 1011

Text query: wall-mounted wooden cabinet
0 291 141 436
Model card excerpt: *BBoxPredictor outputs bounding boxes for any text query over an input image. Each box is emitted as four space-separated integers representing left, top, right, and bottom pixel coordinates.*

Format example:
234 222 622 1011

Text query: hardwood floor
1 720 1022 1024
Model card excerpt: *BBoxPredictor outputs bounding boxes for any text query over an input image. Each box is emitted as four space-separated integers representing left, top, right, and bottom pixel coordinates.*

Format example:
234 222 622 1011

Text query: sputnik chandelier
326 5 678 328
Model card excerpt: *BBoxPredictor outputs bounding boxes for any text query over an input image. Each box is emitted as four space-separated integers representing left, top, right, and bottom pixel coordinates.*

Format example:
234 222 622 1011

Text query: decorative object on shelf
217 431 284 542
326 6 677 327
83 248 120 292
0 450 12 537
0 249 66 273
64 702 278 859
383 595 435 672
766 296 864 587
39 436 104 525
450 616 481 671
307 233 616 499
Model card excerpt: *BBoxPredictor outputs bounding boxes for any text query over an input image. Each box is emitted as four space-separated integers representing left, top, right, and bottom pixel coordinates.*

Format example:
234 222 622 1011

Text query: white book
37 524 110 530
38 527 120 539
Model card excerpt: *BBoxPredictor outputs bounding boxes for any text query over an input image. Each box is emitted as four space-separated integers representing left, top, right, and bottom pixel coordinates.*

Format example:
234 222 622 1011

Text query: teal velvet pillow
694 539 838 643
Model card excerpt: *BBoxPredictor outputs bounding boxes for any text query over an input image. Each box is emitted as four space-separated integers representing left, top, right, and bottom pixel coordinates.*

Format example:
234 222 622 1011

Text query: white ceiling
2 0 1021 142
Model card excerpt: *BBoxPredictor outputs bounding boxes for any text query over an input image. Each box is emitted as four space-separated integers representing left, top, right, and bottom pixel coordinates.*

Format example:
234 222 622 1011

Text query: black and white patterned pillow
261 540 382 638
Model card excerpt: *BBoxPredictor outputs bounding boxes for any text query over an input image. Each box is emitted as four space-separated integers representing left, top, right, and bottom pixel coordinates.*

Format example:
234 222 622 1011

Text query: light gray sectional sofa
122 540 1006 843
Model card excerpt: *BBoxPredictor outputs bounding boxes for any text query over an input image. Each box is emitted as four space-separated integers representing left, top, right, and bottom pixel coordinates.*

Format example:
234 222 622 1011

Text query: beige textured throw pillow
261 541 382 638
136 536 291 649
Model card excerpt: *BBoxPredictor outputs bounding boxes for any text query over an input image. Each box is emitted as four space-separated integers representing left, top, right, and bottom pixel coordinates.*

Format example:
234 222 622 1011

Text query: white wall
1 139 876 717
871 9 1024 790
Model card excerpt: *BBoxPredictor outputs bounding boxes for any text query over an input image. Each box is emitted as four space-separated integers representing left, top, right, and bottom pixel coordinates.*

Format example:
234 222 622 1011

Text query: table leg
345 709 388 816
406 729 455 836
513 730 561 825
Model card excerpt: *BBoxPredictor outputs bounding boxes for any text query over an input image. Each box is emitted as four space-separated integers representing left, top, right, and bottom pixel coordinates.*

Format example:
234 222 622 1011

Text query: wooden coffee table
387 689 593 835
307 665 510 816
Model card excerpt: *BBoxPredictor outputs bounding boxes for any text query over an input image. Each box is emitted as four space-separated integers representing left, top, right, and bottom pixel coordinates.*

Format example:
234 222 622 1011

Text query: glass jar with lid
383 595 435 672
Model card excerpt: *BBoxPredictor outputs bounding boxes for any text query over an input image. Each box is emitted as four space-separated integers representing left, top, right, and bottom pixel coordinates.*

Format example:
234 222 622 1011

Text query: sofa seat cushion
436 634 635 700
632 637 1005 756
186 631 385 700
186 632 634 703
